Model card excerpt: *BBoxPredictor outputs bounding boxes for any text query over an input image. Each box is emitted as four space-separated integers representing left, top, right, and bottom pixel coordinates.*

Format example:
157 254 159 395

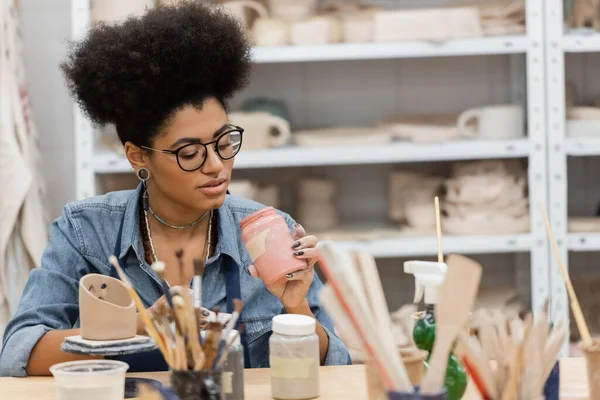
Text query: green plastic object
413 305 468 400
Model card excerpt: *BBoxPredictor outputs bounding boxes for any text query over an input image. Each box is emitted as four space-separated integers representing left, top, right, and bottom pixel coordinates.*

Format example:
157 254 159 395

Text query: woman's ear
124 141 148 171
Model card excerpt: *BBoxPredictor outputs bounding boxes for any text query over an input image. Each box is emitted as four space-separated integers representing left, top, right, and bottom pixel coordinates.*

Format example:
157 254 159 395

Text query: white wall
21 0 75 221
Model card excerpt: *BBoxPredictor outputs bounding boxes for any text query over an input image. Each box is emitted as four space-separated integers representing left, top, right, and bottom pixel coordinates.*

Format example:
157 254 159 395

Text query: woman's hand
249 224 319 310
137 286 212 334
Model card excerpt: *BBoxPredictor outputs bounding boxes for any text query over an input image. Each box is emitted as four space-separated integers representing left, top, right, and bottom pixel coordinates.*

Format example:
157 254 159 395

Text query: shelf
563 32 600 52
564 137 600 156
335 234 532 258
93 139 531 173
251 36 529 63
568 233 600 251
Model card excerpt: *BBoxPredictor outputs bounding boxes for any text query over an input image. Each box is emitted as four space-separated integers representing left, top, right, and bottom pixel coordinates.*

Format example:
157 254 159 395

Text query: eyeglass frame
140 125 244 172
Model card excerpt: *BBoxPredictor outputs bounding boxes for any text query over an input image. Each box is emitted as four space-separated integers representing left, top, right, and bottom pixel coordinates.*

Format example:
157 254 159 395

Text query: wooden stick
538 204 593 346
434 196 443 263
502 313 532 400
455 332 497 399
109 256 171 366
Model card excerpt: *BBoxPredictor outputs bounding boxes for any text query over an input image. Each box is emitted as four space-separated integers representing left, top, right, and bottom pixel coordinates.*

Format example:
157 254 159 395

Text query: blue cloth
0 184 351 376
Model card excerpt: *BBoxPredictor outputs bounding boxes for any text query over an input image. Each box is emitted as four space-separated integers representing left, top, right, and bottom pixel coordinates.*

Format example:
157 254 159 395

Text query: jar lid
272 314 315 336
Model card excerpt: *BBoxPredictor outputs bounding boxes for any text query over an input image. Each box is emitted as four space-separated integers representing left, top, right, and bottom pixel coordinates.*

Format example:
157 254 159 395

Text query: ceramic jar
228 111 291 150
268 0 317 21
79 274 136 341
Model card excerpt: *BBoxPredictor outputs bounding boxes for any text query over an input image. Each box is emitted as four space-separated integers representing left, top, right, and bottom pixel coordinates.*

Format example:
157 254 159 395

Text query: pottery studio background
4 0 600 355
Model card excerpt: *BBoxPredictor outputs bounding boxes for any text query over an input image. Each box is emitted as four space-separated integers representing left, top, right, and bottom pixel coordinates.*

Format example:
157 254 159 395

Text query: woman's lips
198 180 227 196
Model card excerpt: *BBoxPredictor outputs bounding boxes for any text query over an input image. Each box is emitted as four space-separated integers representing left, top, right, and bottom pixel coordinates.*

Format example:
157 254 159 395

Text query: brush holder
387 389 447 400
79 274 136 341
543 361 560 400
170 369 222 400
580 339 600 400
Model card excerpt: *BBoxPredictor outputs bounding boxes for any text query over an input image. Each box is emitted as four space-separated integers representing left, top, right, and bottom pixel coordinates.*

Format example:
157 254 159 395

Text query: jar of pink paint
240 207 306 285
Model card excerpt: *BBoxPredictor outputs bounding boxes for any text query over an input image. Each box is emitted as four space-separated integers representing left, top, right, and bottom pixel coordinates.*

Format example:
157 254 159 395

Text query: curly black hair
61 1 252 146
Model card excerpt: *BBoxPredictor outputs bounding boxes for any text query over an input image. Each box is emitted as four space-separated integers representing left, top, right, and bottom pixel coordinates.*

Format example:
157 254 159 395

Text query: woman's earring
137 167 150 211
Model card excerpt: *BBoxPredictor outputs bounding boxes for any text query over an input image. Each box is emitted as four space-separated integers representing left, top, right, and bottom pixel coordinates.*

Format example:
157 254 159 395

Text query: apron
108 202 251 372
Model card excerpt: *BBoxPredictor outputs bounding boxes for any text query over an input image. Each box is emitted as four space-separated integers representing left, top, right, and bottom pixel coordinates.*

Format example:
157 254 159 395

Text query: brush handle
192 276 202 309
420 334 454 394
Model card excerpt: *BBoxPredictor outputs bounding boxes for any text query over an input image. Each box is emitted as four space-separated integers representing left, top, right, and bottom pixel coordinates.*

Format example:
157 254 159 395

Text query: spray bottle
404 261 467 400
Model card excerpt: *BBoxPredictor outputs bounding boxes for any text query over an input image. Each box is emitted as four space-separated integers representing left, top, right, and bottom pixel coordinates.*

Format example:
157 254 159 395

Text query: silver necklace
149 206 208 229
144 209 213 266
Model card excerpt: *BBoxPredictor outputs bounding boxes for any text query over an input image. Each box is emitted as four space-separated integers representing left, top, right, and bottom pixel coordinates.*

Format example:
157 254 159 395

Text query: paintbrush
172 295 191 369
215 323 246 370
108 256 171 366
151 262 173 308
175 249 185 286
213 299 242 370
192 259 205 320
434 196 443 263
539 204 593 347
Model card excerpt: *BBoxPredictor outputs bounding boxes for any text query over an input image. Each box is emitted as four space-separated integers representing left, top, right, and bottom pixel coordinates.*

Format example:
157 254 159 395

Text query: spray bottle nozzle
404 261 448 305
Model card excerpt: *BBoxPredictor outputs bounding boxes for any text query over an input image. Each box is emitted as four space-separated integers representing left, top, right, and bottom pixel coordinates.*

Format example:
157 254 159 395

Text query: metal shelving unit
70 1 549 305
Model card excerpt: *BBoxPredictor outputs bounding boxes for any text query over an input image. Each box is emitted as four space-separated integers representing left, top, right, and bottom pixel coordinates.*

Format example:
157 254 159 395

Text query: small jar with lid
269 314 320 400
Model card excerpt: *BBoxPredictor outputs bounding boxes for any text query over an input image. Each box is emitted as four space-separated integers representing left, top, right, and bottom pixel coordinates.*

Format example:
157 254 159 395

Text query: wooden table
0 358 590 399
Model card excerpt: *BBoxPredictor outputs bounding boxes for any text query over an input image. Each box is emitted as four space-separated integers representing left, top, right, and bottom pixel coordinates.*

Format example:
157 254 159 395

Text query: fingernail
294 251 304 256
294 223 302 229
292 241 301 249
202 310 210 317
200 320 209 326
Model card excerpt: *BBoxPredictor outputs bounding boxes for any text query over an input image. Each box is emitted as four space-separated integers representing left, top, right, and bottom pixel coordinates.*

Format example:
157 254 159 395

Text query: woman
0 2 350 376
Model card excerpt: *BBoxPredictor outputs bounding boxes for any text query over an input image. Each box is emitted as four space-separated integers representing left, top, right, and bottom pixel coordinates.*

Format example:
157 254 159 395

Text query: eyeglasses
141 125 243 172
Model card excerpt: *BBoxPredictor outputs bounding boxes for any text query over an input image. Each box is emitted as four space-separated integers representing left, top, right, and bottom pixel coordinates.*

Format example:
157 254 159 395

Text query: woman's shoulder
64 189 137 215
223 195 296 227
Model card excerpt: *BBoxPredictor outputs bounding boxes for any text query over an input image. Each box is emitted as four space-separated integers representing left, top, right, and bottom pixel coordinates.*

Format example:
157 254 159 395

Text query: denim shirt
0 184 351 377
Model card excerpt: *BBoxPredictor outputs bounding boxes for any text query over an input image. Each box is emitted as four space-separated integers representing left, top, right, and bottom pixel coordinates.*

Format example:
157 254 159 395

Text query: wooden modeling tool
539 204 593 346
501 314 532 400
317 242 413 392
434 196 443 263
108 256 171 366
175 249 185 286
455 331 497 399
172 296 190 369
420 253 482 394
354 250 397 353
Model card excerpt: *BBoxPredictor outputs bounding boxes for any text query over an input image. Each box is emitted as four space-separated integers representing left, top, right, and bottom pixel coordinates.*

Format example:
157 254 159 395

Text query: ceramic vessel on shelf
297 178 337 200
90 0 155 24
79 274 136 341
373 7 482 42
268 0 317 21
222 0 269 30
568 217 600 232
293 127 391 148
290 16 341 45
378 113 462 143
252 17 290 46
457 104 525 139
445 175 526 205
567 106 600 120
443 213 530 235
389 171 443 222
228 111 291 150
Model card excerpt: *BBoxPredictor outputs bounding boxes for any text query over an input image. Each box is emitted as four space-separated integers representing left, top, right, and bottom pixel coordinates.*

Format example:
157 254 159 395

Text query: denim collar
118 183 244 268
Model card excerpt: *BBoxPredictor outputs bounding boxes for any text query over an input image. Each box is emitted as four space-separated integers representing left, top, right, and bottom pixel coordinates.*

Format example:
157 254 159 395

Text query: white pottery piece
566 120 600 138
445 175 526 206
228 111 290 149
293 127 392 148
290 17 331 46
567 106 600 121
443 213 530 235
222 0 269 30
269 0 317 21
568 217 600 232
444 197 529 219
389 172 443 222
457 104 525 139
373 8 482 42
379 114 462 143
342 12 374 43
90 0 155 24
405 202 437 230
252 18 290 46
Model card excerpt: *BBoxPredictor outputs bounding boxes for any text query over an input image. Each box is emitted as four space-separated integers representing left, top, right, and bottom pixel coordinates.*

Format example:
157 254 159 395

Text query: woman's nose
201 145 224 174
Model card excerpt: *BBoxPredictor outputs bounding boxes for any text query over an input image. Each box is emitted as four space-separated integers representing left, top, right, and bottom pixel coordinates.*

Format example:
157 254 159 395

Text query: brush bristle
193 259 205 277
151 261 166 277
237 323 246 335
175 249 184 259
172 295 185 308
233 298 242 314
